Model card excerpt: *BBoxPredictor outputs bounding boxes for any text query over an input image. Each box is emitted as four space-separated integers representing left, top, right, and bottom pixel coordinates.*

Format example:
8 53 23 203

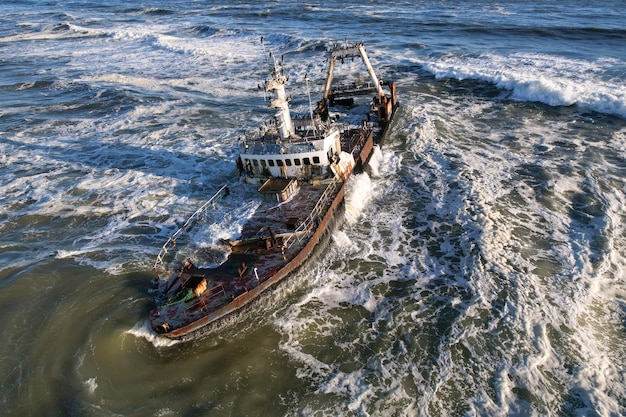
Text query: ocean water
1 1 625 416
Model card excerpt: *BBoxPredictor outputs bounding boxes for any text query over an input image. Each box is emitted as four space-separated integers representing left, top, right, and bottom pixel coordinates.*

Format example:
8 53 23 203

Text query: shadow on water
0 255 151 416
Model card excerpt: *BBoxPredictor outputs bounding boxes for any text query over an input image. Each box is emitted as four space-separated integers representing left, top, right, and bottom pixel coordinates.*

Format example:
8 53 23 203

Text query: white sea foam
83 377 98 395
422 52 626 118
124 320 180 348
331 230 358 254
2 7 625 415
344 173 373 224
416 93 626 415
155 408 176 417
0 23 98 43
276 86 626 415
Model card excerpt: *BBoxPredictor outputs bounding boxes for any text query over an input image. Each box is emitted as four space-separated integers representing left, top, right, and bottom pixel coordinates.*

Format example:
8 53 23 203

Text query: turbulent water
1 1 625 416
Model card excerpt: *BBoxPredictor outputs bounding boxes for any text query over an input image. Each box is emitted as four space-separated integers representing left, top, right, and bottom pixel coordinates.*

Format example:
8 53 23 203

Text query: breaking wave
421 52 626 118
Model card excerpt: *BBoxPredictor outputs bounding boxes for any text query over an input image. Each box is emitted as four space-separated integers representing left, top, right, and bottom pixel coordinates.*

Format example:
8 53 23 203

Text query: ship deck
149 180 339 335
149 42 398 338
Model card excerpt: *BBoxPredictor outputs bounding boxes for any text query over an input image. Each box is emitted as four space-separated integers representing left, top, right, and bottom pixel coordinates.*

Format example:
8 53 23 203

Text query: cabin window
294 158 301 166
303 157 311 165
245 158 251 165
276 159 284 167
268 160 275 167
285 159 292 166
252 159 259 166
313 156 321 164
260 160 267 167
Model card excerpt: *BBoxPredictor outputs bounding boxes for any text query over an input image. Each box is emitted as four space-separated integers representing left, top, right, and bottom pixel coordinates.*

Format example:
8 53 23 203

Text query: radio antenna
305 73 316 133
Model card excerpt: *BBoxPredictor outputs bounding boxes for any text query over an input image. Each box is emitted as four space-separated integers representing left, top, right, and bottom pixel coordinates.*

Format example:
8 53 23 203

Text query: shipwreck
149 41 398 339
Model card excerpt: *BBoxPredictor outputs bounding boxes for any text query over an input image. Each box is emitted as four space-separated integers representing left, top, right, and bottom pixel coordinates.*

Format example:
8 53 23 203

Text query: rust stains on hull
148 41 398 340
163 183 346 339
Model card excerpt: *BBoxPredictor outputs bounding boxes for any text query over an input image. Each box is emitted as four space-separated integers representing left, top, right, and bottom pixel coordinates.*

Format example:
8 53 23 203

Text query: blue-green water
1 1 625 416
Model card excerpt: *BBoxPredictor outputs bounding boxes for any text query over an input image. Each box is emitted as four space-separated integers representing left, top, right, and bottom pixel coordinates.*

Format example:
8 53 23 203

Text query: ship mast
323 41 386 102
262 38 294 142
320 41 396 125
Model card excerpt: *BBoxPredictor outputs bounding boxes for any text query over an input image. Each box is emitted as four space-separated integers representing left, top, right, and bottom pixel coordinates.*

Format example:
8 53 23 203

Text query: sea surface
1 1 625 416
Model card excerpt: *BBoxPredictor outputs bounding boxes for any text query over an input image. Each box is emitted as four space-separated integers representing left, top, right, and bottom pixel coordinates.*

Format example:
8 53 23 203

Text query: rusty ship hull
149 42 397 339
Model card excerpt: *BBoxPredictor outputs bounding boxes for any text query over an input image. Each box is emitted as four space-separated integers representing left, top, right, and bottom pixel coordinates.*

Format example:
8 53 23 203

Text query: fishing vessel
149 41 398 339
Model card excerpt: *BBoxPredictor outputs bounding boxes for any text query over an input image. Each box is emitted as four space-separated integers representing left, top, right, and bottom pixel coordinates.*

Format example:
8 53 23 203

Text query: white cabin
239 127 341 181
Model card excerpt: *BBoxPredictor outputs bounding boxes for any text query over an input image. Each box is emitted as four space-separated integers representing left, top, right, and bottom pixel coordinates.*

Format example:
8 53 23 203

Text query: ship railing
282 177 342 250
153 185 229 277
186 283 226 316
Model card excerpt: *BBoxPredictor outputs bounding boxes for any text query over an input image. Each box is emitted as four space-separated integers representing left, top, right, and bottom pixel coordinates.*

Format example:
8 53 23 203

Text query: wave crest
422 53 626 118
